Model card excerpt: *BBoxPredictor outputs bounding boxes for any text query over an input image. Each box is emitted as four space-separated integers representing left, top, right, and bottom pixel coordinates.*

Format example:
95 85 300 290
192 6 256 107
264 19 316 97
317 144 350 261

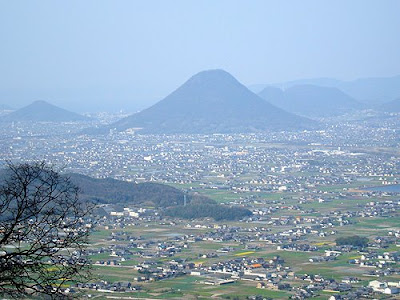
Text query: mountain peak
189 69 236 80
103 69 317 134
182 69 242 91
1 101 89 122
28 100 58 109
32 100 49 105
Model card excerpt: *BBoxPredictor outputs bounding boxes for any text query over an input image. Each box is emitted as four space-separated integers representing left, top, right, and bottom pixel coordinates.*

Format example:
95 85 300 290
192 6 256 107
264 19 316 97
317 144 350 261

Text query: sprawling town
1 112 399 299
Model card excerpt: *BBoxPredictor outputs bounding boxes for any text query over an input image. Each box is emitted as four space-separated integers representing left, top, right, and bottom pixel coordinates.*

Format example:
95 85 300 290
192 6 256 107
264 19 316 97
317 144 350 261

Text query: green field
83 171 400 299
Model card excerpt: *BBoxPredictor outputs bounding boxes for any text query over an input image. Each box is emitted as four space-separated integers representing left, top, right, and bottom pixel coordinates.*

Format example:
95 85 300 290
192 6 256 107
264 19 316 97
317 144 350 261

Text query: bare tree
0 161 93 298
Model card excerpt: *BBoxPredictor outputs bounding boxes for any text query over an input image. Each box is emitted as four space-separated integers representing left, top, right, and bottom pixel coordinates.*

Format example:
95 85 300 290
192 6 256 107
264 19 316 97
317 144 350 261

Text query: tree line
336 235 369 247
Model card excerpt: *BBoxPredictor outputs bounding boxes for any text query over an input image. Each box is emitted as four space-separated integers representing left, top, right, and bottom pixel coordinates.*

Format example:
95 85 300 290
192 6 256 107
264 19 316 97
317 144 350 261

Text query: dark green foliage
68 173 216 207
165 204 252 221
336 235 369 247
1 170 214 208
189 195 217 205
68 174 186 207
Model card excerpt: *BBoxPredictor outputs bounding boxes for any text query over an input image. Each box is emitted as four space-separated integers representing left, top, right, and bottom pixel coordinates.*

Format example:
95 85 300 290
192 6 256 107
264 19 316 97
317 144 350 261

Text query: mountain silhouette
251 75 400 105
105 69 316 134
379 98 400 113
1 100 89 122
258 85 362 117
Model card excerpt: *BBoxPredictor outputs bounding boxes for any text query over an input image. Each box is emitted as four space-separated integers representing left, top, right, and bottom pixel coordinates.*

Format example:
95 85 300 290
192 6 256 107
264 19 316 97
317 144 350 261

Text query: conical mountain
258 84 362 117
1 100 89 122
109 70 317 133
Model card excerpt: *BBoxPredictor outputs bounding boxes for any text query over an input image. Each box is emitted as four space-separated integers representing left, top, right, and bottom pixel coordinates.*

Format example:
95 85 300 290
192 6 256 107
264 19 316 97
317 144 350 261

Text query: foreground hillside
68 173 251 220
68 173 185 207
0 168 251 221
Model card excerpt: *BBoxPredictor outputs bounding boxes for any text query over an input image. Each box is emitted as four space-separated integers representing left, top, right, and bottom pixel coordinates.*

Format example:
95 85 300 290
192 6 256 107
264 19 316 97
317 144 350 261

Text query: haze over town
1 0 400 112
1 1 400 299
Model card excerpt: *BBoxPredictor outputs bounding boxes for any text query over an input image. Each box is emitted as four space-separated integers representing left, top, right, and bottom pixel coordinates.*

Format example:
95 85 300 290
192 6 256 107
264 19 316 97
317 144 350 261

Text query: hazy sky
1 0 400 111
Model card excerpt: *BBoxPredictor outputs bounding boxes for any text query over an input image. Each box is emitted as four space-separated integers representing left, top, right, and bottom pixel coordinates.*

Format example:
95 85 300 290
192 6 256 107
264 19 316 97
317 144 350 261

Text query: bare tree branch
0 161 93 298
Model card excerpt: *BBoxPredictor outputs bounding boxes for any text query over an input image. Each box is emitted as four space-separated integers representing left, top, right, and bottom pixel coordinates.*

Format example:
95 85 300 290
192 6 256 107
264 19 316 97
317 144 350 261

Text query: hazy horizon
1 0 400 112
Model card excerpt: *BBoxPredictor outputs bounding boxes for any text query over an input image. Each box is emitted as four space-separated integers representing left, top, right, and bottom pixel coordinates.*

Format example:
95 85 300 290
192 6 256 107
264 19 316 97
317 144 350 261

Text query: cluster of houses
4 118 400 193
3 116 400 299
76 281 141 293
368 280 400 295
81 203 400 298
348 250 400 275
291 274 399 299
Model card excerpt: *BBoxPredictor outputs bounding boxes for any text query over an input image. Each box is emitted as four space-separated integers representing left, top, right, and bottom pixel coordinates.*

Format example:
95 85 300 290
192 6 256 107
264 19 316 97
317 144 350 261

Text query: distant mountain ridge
1 100 89 122
1 74 398 113
250 74 400 105
379 98 400 113
100 69 317 134
258 84 362 117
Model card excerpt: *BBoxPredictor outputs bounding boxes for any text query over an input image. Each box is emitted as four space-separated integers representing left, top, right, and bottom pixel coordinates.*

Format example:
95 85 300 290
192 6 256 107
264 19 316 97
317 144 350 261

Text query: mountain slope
1 100 89 122
0 168 250 220
251 75 400 105
339 75 400 105
0 168 208 207
106 69 316 133
379 98 400 112
67 173 251 220
258 86 285 105
258 85 362 117
68 173 189 207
